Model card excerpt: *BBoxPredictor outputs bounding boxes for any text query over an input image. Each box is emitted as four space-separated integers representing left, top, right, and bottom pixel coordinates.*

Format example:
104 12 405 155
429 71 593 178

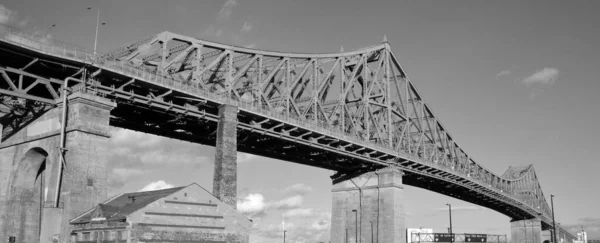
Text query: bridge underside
0 41 546 229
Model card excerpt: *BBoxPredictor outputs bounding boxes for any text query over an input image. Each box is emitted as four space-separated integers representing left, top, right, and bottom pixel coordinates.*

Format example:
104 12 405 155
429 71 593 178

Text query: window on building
121 231 128 240
70 234 77 243
82 232 90 241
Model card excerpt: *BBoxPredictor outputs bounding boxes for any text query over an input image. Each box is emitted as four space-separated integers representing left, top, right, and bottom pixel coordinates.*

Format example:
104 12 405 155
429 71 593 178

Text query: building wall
128 185 251 243
71 221 131 243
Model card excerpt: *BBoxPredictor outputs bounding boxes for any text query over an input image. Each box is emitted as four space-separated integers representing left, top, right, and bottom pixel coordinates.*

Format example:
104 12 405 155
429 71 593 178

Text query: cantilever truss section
501 165 552 218
99 31 556 221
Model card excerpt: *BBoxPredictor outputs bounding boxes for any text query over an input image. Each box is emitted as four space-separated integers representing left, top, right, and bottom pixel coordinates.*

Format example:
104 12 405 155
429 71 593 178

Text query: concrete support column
511 218 542 243
213 104 238 209
330 167 406 243
0 92 115 243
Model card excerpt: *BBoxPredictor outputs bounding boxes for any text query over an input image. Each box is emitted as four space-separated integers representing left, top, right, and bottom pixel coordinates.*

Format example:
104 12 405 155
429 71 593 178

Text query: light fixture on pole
87 7 106 59
551 195 557 243
446 204 453 243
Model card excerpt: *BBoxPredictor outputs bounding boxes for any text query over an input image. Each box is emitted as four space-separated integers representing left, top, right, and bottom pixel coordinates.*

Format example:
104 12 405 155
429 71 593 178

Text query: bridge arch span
4 147 48 243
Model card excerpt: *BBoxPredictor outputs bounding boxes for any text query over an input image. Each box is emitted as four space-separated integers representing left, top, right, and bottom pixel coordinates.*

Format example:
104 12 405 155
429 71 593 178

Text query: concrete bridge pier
212 104 238 209
0 93 115 243
511 218 542 243
330 167 406 243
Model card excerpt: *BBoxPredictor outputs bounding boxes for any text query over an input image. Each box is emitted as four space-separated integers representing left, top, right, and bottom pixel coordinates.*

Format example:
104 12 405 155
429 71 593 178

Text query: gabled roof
70 186 184 224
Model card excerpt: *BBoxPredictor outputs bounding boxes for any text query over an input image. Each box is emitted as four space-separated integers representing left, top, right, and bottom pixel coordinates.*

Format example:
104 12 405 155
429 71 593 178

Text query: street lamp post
551 195 557 243
87 7 105 59
352 209 359 243
446 204 453 243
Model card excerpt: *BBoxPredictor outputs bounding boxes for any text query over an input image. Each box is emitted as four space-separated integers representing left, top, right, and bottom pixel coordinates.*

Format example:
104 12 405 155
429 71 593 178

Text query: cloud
217 0 237 21
0 4 16 25
112 129 162 148
238 193 267 214
256 219 330 242
238 193 268 220
238 152 257 163
496 70 512 78
242 21 252 32
523 67 559 86
113 168 145 178
563 217 600 239
284 183 313 196
106 128 213 192
311 219 330 231
271 195 304 210
139 180 174 192
215 29 222 37
285 208 314 217
244 43 257 49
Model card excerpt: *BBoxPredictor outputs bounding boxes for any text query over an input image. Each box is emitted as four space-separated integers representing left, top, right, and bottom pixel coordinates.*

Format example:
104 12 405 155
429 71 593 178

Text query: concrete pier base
0 93 115 243
213 104 238 209
330 167 406 243
511 218 542 243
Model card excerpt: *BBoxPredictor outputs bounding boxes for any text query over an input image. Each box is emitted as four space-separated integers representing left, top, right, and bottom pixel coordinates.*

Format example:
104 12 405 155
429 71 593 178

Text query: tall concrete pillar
0 92 115 243
330 167 406 243
213 104 238 209
511 218 542 243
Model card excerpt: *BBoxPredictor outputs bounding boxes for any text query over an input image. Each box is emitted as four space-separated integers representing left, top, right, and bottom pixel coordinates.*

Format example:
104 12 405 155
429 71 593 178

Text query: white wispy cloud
238 193 267 214
242 21 253 32
244 43 257 49
271 195 304 210
106 128 213 192
0 4 16 25
217 0 237 21
238 152 257 163
496 70 512 78
283 183 312 196
523 67 559 86
285 208 314 217
138 180 174 192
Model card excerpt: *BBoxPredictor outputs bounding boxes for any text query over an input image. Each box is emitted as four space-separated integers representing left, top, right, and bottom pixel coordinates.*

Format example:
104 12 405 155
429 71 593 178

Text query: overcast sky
2 0 599 242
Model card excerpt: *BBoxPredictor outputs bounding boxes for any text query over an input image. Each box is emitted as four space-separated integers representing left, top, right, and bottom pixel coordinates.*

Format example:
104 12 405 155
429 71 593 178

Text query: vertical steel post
551 195 557 243
447 204 453 243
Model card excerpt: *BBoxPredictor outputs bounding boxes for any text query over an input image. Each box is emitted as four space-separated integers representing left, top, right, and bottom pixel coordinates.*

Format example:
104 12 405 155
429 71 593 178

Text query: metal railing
0 24 93 62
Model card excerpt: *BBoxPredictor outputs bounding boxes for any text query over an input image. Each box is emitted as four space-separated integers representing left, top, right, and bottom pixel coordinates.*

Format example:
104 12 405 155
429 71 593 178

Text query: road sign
465 234 487 242
433 233 455 242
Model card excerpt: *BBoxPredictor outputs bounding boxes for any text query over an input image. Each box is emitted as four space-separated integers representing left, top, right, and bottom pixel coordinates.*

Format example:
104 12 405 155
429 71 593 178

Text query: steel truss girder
98 32 559 225
0 30 568 233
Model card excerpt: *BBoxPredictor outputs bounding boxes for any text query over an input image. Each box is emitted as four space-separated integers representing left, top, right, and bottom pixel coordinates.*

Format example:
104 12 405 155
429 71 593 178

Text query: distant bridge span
0 24 574 242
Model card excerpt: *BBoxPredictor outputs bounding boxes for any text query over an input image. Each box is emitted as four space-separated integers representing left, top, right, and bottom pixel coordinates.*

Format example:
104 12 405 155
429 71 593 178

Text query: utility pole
446 204 453 243
551 195 557 243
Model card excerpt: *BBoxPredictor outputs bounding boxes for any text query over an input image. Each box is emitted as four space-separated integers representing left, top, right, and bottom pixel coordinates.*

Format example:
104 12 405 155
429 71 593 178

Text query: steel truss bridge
0 24 573 236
